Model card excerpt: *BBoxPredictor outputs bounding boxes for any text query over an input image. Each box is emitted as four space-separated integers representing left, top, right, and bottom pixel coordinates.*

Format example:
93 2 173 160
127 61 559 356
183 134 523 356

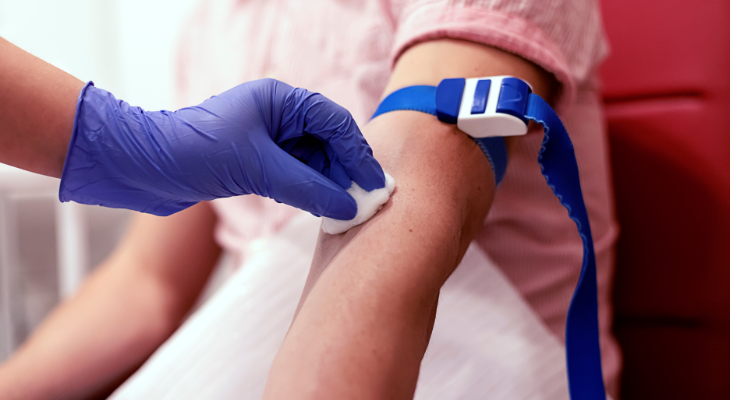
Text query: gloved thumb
262 146 358 220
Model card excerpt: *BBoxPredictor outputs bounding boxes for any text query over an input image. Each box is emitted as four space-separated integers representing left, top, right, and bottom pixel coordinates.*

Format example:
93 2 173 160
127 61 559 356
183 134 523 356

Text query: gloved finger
284 136 351 189
281 135 327 171
278 135 300 154
323 142 353 189
282 89 386 191
263 144 357 220
298 146 329 176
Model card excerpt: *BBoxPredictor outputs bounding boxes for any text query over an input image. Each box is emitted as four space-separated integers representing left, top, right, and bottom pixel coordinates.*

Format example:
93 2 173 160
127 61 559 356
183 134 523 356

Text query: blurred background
0 0 198 362
0 0 729 398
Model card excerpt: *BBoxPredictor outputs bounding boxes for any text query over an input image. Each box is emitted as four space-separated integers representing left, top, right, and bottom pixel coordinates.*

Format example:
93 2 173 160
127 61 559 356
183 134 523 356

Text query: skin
0 37 84 177
0 203 221 400
263 39 556 400
0 36 555 399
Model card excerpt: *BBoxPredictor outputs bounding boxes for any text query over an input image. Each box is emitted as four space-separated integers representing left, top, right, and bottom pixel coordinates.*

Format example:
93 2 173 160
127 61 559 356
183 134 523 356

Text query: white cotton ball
321 172 395 234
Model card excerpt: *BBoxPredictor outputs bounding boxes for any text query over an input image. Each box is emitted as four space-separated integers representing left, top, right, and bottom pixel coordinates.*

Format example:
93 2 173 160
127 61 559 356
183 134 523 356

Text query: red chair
600 0 730 398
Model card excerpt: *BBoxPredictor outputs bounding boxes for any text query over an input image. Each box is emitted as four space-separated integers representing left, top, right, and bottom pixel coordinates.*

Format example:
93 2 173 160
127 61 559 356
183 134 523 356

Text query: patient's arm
264 39 557 399
0 202 220 400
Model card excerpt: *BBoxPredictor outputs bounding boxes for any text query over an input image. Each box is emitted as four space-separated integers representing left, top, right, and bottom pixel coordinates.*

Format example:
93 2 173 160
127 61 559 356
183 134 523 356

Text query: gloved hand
59 79 385 219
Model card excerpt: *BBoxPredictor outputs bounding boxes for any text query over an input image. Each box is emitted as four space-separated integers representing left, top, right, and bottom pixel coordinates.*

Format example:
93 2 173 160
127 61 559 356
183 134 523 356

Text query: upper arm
308 39 558 290
386 39 557 103
388 0 608 107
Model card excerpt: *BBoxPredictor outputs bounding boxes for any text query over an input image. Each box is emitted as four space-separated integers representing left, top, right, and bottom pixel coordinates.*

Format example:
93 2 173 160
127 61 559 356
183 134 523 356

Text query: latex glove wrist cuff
59 82 200 215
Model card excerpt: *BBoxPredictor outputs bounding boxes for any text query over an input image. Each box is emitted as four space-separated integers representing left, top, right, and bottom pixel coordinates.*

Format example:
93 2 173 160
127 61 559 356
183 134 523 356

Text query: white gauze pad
321 172 395 235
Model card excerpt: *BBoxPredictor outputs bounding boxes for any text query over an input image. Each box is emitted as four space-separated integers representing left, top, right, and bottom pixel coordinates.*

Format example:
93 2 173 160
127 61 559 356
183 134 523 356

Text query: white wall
0 0 199 110
114 0 200 109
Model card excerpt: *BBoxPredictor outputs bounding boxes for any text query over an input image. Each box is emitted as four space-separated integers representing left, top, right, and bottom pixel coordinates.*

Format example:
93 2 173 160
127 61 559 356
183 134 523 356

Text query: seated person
0 0 620 399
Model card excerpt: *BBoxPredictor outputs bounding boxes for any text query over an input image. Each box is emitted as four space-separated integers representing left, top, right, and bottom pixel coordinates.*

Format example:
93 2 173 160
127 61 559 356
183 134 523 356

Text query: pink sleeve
388 0 609 108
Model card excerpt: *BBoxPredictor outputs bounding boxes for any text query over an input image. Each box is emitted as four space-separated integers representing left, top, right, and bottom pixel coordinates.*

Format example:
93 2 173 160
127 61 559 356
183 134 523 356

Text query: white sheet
110 213 606 400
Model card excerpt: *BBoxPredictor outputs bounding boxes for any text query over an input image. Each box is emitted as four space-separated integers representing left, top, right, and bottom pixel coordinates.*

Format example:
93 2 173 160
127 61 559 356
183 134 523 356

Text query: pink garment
176 0 620 394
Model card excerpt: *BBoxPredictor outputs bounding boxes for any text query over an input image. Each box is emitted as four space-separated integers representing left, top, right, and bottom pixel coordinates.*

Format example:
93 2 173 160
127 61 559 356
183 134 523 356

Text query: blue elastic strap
373 85 438 117
372 86 508 185
525 93 606 400
372 86 606 400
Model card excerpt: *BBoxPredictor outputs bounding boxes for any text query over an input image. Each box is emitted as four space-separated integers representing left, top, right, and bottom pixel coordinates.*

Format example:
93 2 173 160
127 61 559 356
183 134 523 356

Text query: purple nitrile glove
60 78 385 219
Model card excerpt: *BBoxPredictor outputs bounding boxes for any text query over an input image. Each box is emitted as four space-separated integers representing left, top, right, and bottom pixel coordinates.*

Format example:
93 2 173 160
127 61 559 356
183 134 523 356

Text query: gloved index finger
285 89 385 191
262 142 359 220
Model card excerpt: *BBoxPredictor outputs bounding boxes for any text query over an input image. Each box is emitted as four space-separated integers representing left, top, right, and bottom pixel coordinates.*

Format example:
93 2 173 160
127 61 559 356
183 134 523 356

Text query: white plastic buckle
456 76 532 139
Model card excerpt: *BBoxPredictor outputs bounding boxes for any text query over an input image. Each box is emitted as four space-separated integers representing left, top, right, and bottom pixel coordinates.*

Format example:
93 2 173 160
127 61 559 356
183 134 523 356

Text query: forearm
0 37 84 177
0 203 220 400
264 39 557 399
264 110 493 399
0 260 179 400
